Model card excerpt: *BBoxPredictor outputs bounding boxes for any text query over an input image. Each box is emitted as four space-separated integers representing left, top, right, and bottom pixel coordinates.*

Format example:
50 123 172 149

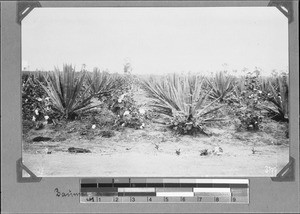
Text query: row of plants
22 65 146 131
205 70 289 126
22 64 289 136
141 70 289 134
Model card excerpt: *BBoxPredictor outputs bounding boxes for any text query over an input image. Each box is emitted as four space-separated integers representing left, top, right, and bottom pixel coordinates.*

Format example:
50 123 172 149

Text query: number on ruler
215 197 219 202
115 197 119 202
180 197 185 202
232 197 236 202
148 197 152 202
197 197 202 202
130 197 135 202
164 197 169 202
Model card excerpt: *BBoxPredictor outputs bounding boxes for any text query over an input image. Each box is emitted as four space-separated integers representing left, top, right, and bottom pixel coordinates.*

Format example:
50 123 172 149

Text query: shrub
85 70 145 129
236 107 263 131
230 71 264 131
142 73 224 135
111 92 145 129
38 64 97 119
108 92 135 115
22 74 56 123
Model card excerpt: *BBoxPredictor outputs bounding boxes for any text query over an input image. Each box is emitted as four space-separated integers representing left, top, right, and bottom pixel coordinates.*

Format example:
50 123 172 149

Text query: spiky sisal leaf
258 76 272 93
262 75 289 122
141 73 224 122
206 71 235 101
86 68 126 97
232 75 245 98
38 64 96 119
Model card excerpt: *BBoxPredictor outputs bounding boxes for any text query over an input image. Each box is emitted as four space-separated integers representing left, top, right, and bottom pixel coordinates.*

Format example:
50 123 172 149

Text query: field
21 66 289 177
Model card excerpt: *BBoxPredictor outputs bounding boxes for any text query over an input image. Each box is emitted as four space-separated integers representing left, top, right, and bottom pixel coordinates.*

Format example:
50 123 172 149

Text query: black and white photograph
21 7 289 177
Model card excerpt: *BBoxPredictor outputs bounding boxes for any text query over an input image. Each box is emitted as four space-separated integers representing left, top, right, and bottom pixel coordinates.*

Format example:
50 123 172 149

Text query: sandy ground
22 120 289 177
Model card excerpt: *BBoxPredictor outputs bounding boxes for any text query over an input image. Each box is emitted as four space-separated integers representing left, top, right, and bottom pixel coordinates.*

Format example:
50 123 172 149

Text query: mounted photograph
21 7 289 177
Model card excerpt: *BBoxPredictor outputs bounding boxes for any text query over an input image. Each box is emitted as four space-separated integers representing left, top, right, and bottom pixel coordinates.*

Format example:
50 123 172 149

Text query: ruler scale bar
122 192 157 196
180 183 197 187
80 178 249 204
156 188 194 192
157 192 195 197
81 183 97 188
119 188 156 192
194 188 231 192
131 183 147 187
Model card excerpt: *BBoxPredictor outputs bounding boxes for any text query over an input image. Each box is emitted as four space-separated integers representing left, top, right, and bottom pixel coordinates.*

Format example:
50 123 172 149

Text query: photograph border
1 1 299 213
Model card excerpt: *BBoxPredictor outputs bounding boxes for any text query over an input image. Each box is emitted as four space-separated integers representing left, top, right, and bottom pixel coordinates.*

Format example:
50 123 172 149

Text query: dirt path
23 148 288 177
22 122 289 177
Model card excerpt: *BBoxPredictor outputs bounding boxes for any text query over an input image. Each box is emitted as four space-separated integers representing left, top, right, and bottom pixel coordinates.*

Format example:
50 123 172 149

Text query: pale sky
22 7 288 75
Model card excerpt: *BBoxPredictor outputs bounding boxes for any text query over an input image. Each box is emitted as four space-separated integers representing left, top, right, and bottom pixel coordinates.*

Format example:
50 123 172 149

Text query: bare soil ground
22 89 289 177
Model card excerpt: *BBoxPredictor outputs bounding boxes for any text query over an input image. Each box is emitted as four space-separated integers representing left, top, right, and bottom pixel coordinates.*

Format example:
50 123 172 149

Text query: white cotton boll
35 109 39 115
92 124 96 129
44 115 49 120
118 94 126 103
140 123 145 129
32 116 36 121
123 111 130 116
139 109 146 115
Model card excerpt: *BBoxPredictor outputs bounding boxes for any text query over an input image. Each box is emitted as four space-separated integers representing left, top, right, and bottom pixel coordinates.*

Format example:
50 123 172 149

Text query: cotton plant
109 93 148 129
22 75 55 124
